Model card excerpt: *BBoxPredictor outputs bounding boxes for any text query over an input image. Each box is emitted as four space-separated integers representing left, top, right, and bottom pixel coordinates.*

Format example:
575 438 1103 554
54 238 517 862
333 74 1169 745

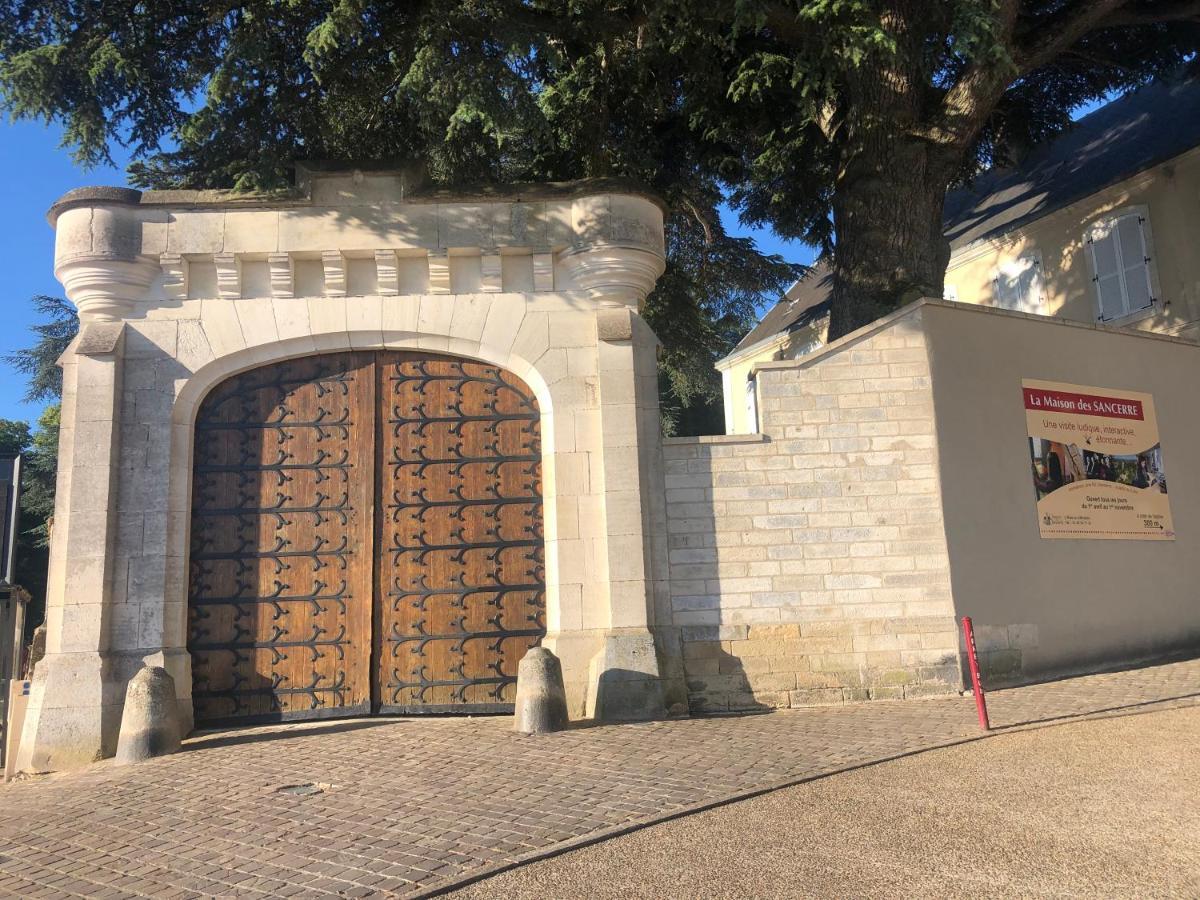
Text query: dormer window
1084 207 1157 322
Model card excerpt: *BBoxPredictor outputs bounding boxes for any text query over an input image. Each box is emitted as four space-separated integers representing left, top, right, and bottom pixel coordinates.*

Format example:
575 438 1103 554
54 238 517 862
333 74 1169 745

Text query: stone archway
187 350 546 726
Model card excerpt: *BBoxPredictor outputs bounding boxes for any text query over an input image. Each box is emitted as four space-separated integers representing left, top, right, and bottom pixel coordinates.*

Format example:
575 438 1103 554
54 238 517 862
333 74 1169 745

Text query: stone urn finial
49 187 159 323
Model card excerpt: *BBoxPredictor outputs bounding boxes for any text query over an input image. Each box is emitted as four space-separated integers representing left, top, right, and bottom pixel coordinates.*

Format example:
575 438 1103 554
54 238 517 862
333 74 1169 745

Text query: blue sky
1 121 129 425
0 94 1113 426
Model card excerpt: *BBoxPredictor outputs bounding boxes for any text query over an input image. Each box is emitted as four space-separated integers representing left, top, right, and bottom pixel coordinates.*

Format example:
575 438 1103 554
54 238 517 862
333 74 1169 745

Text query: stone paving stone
0 659 1195 898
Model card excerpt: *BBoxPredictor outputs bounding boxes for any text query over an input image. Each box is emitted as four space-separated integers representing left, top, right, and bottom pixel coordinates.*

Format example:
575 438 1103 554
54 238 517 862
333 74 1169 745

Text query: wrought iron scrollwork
381 356 546 711
188 355 365 724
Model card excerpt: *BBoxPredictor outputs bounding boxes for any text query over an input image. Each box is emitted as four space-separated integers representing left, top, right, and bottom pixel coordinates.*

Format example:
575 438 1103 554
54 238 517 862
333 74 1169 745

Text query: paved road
0 659 1194 897
451 705 1200 899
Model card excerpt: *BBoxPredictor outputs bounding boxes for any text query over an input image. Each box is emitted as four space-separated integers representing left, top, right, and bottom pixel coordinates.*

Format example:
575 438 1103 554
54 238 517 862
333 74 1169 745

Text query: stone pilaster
563 238 670 720
16 324 127 771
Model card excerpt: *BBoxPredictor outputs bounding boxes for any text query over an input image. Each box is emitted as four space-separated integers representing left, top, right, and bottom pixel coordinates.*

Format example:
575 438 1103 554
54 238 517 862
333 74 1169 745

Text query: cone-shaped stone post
114 666 182 764
514 647 569 734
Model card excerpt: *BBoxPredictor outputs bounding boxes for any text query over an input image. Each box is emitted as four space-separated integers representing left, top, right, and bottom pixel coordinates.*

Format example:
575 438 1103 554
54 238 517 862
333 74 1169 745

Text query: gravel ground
447 705 1200 899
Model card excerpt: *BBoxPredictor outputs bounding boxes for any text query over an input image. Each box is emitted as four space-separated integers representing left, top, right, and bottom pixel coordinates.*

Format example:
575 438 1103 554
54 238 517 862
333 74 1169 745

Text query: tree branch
927 0 1021 146
927 0 1196 148
1099 0 1200 27
1013 0 1127 72
1012 0 1200 77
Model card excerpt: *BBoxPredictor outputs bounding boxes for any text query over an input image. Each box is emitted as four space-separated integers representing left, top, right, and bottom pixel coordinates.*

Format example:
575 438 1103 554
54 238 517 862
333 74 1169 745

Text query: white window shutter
1088 222 1127 321
1116 214 1154 313
1088 210 1157 321
994 255 1043 314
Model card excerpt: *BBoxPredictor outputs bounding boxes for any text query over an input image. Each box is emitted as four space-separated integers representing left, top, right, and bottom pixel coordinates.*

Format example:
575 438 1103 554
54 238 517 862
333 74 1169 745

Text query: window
993 253 1045 314
1085 209 1156 322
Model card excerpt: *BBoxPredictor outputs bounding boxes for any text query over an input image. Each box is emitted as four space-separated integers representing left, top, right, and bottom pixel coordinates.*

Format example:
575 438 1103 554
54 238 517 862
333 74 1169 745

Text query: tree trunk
826 137 960 341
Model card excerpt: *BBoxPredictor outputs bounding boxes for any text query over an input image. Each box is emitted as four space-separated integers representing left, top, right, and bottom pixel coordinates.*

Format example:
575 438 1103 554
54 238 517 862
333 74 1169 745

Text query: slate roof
732 265 833 353
732 75 1200 356
943 75 1200 249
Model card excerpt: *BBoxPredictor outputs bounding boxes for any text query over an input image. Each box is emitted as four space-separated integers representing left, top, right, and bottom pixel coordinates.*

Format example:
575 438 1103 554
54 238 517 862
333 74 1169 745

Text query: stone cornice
51 192 664 260
49 177 668 315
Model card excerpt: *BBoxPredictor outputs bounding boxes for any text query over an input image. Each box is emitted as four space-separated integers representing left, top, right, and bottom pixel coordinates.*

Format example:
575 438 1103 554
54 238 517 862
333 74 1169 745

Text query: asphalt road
448 705 1200 899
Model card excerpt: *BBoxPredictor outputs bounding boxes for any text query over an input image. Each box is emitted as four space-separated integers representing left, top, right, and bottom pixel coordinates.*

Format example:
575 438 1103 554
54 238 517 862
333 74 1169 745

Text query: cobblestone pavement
0 659 1196 899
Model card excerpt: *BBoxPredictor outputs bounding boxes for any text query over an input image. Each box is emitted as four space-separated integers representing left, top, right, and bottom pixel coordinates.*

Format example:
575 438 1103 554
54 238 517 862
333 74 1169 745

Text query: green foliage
19 405 60 550
3 295 79 403
3 1 1197 412
0 420 31 456
0 407 58 635
1 293 77 633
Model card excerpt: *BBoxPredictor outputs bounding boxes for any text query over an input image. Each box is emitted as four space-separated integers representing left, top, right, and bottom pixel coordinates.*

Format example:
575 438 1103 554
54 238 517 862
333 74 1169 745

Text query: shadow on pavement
182 717 401 752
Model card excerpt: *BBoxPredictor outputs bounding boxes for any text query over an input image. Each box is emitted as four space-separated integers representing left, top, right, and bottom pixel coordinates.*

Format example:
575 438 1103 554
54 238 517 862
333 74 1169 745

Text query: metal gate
187 351 545 726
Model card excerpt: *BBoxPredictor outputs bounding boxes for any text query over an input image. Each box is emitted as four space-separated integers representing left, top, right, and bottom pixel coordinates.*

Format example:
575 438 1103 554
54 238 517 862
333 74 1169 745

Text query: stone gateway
19 171 675 770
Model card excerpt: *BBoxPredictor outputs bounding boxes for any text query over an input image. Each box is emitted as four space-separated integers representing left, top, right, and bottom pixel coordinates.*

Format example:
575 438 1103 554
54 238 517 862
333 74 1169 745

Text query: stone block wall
662 311 963 712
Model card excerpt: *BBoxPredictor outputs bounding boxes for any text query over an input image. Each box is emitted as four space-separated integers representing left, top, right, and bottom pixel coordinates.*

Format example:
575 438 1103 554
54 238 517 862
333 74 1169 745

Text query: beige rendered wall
924 301 1200 681
719 350 770 436
663 311 962 713
944 147 1200 340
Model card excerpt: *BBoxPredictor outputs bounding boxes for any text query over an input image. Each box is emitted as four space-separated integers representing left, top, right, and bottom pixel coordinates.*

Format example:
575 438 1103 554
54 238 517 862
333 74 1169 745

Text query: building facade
719 76 1200 435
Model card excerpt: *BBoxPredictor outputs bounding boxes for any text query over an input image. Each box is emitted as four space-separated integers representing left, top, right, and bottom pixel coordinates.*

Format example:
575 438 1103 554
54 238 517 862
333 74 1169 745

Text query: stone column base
16 648 196 773
585 629 667 721
15 651 119 773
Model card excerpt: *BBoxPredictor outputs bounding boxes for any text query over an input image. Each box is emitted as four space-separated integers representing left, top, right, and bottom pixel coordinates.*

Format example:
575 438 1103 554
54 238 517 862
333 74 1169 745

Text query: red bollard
961 616 991 731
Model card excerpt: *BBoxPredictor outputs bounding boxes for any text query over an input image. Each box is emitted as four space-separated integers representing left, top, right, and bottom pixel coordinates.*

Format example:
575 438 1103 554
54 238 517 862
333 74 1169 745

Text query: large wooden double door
187 351 545 726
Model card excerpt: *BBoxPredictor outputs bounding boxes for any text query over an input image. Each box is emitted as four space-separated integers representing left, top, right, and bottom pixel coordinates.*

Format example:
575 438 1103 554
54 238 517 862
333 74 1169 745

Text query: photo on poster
1022 379 1173 540
1029 440 1167 499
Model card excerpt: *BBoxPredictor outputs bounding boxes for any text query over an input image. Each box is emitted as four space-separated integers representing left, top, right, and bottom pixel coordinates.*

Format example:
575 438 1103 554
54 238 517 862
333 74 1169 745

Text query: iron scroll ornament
379 357 546 713
186 352 547 723
188 355 368 724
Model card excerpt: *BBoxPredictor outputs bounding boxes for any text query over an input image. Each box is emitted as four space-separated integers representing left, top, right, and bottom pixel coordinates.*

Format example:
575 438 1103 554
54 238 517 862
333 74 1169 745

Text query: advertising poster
1023 379 1173 540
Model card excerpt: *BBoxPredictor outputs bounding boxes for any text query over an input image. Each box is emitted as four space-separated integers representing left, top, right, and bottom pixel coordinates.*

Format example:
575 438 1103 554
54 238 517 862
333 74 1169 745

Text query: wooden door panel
188 353 376 725
187 349 545 724
376 354 546 713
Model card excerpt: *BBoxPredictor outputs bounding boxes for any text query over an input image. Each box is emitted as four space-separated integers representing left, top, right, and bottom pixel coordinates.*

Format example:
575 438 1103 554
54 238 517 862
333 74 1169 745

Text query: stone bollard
114 666 182 765
513 646 569 734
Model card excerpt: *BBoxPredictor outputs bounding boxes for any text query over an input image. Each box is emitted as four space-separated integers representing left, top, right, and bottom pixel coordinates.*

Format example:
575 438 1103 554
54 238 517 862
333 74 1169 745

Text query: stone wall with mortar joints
663 311 963 713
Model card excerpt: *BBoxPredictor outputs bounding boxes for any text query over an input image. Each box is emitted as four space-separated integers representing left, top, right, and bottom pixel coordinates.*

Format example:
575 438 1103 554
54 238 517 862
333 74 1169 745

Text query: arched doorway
187 351 545 726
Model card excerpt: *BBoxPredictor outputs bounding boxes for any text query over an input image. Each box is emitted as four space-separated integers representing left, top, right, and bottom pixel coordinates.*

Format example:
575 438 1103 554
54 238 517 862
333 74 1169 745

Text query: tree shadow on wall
591 667 669 723
685 647 774 717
